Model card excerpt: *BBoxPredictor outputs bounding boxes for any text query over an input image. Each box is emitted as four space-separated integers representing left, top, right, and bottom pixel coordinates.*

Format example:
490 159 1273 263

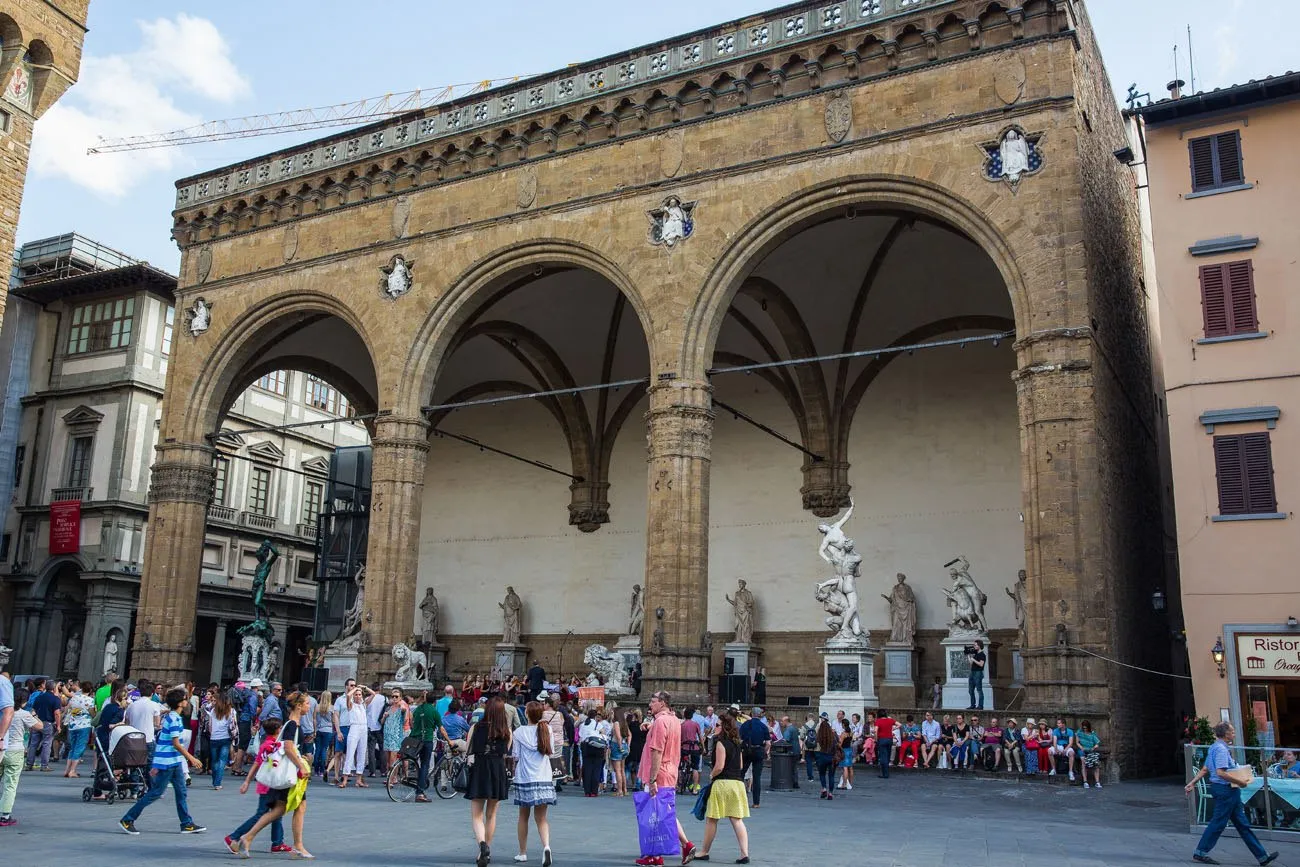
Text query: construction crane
87 75 537 154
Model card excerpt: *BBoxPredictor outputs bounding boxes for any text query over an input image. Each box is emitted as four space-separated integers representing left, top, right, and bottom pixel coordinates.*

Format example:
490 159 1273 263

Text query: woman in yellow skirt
696 710 750 864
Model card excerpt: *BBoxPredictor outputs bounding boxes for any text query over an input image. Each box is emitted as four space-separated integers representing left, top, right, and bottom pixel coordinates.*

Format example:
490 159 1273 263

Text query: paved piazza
8 770 1298 866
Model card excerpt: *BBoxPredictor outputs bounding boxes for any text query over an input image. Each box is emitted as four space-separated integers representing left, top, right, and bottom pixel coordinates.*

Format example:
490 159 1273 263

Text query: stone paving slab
3 767 1299 866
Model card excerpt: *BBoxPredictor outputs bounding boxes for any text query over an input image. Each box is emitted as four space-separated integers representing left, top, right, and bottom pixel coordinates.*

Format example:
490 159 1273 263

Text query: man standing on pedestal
966 640 986 710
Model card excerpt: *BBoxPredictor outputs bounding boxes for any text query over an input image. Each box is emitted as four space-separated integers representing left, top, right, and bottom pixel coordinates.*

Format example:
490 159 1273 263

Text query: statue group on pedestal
943 555 988 637
815 500 865 643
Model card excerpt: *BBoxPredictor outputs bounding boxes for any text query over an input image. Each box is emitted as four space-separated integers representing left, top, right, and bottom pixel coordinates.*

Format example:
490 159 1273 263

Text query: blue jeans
950 742 971 769
122 764 193 828
968 669 985 709
230 791 285 847
1195 784 1268 862
415 740 434 795
815 753 835 792
804 750 816 780
210 740 231 787
876 738 893 778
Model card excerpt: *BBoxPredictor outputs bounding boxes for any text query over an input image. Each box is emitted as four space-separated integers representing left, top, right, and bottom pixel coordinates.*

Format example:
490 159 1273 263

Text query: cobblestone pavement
3 766 1298 866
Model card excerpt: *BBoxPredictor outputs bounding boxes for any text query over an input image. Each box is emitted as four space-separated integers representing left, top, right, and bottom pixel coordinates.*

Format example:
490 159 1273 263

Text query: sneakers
224 836 239 854
181 822 206 834
1096 782 1103 789
1083 782 1091 789
1048 768 1056 776
272 844 295 853
119 819 140 835
682 841 697 864
1260 853 1279 865
845 782 853 790
1068 771 1076 782
1191 856 1220 865
0 815 16 827
635 858 664 867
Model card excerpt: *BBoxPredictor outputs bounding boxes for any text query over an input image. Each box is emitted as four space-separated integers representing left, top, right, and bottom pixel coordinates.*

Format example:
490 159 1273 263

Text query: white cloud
29 14 250 198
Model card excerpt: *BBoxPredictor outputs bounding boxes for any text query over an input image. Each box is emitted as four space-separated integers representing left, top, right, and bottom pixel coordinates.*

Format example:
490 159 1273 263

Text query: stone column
641 380 714 704
1013 328 1109 713
358 416 429 683
210 619 229 685
130 442 215 684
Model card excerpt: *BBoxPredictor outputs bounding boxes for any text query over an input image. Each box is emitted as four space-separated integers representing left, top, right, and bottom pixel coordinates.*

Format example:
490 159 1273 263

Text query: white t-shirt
511 724 553 785
344 699 368 728
206 708 238 741
366 694 386 731
65 693 95 731
577 718 608 746
124 697 160 743
5 709 39 750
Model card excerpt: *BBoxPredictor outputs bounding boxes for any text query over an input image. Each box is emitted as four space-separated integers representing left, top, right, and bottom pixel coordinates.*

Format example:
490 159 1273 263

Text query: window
66 436 93 488
0 534 9 561
162 306 175 356
255 370 287 396
67 297 135 355
302 481 323 527
1199 260 1257 337
213 456 229 506
1189 131 1244 192
1214 432 1277 515
13 444 25 488
248 466 271 516
305 375 352 416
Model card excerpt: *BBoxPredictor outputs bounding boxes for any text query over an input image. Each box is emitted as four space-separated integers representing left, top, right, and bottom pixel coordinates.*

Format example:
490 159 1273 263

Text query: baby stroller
82 726 149 804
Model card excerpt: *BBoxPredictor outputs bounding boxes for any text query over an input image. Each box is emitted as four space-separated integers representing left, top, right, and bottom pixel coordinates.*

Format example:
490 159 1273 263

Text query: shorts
238 720 252 747
681 750 701 771
1084 750 1100 768
66 727 92 760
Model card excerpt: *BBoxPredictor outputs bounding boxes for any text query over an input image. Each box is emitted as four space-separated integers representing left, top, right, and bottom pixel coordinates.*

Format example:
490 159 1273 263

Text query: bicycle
432 745 467 800
386 738 427 803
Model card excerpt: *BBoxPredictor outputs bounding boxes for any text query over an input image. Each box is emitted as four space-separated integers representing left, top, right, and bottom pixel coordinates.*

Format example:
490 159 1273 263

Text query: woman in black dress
466 696 513 867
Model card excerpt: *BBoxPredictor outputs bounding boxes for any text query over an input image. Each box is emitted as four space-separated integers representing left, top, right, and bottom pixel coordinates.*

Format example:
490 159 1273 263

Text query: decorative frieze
148 462 216 506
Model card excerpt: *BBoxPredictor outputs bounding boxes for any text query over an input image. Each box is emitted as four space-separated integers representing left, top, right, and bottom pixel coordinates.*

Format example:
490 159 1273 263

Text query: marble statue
583 644 634 697
1006 569 1028 646
267 643 280 678
333 563 367 649
881 573 916 645
627 584 644 637
419 587 440 646
186 297 211 336
391 642 430 685
63 632 81 673
102 634 119 676
816 501 865 642
725 579 756 645
381 254 414 298
943 555 989 636
499 586 523 645
815 582 848 634
817 498 854 569
0 643 10 668
999 129 1031 182
649 196 695 247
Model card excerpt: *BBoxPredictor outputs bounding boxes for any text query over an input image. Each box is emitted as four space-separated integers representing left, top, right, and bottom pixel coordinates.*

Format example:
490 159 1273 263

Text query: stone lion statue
583 644 633 697
392 642 429 684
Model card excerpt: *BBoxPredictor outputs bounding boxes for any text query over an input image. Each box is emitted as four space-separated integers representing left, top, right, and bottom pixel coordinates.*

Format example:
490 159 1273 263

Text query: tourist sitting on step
897 715 922 768
980 717 1004 771
1048 717 1078 782
1002 718 1025 773
920 712 942 769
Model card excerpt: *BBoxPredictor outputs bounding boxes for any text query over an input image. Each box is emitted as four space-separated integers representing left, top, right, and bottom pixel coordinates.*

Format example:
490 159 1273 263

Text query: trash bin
768 744 796 791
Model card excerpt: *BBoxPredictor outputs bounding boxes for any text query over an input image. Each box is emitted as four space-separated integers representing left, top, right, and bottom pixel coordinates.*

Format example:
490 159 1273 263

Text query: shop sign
1236 634 1300 678
49 499 81 555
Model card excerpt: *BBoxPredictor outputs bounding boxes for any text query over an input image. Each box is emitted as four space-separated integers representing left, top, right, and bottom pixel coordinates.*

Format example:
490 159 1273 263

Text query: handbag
256 729 300 790
691 781 713 821
399 735 423 761
285 776 308 812
453 759 470 792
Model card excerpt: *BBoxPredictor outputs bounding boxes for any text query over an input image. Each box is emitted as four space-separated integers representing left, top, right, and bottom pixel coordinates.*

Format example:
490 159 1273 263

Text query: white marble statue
583 644 634 697
0 643 12 669
186 297 211 336
1006 568 1028 646
391 642 430 685
817 498 855 570
238 633 271 682
627 583 644 637
330 563 366 651
725 579 756 645
267 643 280 678
102 634 119 676
944 555 989 636
500 585 523 645
649 196 694 247
382 255 414 298
815 499 865 642
420 587 440 646
999 129 1031 182
63 632 81 673
881 573 917 645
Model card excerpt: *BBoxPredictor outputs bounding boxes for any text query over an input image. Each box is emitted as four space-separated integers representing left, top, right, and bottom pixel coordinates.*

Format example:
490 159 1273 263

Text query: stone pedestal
941 634 995 710
613 635 642 671
423 643 448 682
723 642 762 680
879 643 919 709
818 640 877 720
237 634 271 683
324 650 359 692
494 643 531 678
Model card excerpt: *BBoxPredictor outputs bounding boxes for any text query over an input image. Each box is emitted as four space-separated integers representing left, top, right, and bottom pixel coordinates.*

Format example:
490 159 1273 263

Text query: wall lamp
1212 637 1226 678
1151 590 1166 612
1288 616 1299 628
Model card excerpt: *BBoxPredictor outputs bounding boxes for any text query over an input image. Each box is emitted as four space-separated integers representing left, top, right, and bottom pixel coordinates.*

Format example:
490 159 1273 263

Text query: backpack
803 726 818 751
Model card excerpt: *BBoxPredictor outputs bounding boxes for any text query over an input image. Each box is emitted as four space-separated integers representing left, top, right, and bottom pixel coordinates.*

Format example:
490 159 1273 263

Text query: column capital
372 414 431 453
148 441 217 506
645 380 714 462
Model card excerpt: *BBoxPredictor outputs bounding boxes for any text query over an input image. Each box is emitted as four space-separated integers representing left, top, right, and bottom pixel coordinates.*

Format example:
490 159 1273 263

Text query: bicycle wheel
386 758 419 803
434 758 459 799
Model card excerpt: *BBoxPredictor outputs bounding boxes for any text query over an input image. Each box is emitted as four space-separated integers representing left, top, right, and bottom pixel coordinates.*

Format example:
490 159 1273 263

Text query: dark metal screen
312 445 371 644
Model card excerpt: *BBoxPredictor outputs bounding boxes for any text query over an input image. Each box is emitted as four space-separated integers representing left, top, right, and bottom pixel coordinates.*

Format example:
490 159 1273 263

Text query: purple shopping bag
633 787 681 857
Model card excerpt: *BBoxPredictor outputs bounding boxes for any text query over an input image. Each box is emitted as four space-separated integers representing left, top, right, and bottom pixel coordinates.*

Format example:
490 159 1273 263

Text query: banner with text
49 499 82 555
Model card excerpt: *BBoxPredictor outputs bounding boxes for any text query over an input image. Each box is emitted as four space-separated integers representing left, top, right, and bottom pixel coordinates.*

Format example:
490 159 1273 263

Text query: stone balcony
49 485 92 502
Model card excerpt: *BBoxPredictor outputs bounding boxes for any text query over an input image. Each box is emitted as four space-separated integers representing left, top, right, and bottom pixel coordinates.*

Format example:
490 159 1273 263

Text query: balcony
294 521 317 539
207 504 237 524
240 511 276 531
50 486 92 502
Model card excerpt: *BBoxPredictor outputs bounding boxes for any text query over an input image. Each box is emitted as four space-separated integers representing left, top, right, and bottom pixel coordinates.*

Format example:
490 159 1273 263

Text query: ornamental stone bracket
568 479 611 533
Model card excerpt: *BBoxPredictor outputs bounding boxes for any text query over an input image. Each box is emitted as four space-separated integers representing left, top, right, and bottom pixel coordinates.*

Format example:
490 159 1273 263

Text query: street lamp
1212 637 1226 678
1151 590 1166 612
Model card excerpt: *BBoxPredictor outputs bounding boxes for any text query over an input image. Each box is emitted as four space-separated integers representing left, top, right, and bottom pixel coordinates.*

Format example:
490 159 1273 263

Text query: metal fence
1185 744 1300 834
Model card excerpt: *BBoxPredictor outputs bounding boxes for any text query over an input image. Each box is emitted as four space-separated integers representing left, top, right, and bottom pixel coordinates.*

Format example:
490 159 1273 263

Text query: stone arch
29 553 91 601
683 175 1032 379
399 239 656 417
179 291 385 444
0 13 22 48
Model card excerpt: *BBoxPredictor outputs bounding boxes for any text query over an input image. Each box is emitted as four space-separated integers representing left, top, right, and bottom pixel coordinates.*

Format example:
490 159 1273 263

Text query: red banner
49 499 81 554
578 686 605 706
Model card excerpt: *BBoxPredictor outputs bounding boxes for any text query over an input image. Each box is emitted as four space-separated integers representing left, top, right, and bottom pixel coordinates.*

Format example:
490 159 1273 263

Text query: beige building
1132 71 1300 746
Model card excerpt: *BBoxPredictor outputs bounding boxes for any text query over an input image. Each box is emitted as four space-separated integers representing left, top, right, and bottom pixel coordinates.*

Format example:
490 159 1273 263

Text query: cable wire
1066 644 1192 680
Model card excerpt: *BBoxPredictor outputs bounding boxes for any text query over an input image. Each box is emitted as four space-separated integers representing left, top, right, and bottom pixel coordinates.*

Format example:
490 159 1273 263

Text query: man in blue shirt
120 687 204 835
26 678 61 771
1185 722 1278 865
738 707 770 808
1048 717 1077 781
435 684 456 717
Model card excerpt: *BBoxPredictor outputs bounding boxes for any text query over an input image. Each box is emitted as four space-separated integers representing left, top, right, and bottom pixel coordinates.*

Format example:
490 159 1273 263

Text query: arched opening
12 558 88 675
704 203 1021 705
418 261 651 681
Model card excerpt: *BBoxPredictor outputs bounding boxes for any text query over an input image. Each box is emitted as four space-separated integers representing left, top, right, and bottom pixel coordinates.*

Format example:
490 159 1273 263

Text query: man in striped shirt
119 687 205 836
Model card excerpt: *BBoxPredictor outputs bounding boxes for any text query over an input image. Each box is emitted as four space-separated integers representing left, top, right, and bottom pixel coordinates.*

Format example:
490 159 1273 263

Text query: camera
963 645 977 655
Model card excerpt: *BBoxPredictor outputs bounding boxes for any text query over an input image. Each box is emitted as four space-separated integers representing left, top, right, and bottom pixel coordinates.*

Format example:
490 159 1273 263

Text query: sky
16 0 1298 272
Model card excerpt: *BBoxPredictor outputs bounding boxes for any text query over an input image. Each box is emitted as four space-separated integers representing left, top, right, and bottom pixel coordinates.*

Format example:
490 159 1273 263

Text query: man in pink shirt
636 691 696 867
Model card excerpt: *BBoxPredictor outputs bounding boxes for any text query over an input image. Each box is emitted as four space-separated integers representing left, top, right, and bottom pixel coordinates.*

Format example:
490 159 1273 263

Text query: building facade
139 0 1170 774
1133 72 1300 747
0 1 89 329
0 234 367 684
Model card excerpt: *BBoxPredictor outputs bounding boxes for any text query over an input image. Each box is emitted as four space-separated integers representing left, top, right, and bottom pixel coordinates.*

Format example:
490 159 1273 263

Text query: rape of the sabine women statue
815 499 865 643
943 555 989 637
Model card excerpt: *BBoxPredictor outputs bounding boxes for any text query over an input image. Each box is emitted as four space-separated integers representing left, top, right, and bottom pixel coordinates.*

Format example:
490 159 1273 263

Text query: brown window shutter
1215 131 1244 185
1213 435 1247 514
1226 260 1258 333
1189 136 1216 190
1241 432 1277 513
1200 263 1229 337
